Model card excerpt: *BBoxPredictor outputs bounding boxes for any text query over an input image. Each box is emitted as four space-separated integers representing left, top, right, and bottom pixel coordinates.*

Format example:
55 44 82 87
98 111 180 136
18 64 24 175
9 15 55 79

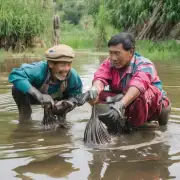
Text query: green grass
61 32 94 49
1 39 179 62
0 22 179 62
60 21 119 49
59 21 95 49
60 23 180 61
136 40 180 61
0 0 53 49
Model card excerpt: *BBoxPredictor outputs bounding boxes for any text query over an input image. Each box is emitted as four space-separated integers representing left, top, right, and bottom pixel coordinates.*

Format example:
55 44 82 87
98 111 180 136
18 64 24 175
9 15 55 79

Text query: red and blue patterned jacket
93 52 166 97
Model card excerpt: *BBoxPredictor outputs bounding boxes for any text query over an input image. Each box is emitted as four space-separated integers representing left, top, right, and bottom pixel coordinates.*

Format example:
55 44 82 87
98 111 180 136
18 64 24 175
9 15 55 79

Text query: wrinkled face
109 44 134 69
48 61 72 81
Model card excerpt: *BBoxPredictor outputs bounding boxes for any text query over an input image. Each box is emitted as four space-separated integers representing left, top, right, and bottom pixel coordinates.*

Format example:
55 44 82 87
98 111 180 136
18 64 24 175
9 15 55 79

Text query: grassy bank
0 23 180 62
1 40 179 62
136 40 180 61
61 35 180 61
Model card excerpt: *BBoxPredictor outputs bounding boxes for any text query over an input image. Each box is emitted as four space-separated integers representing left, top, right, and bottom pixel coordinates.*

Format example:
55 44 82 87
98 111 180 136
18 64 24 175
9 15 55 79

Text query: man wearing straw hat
8 44 85 122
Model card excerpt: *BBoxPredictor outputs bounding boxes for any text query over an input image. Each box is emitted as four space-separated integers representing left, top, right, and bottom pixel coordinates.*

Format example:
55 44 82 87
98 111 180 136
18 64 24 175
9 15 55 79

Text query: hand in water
28 86 54 107
52 100 75 115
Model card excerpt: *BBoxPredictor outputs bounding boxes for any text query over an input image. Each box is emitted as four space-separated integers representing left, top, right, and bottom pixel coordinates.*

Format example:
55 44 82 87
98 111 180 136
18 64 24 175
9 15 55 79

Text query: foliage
136 40 180 61
0 0 53 51
55 0 86 25
60 21 95 49
85 0 180 39
95 1 109 49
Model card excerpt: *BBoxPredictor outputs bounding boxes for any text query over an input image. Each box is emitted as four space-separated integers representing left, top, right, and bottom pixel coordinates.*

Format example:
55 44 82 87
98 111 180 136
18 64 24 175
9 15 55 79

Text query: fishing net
42 104 57 126
41 100 75 127
41 90 97 127
84 104 111 145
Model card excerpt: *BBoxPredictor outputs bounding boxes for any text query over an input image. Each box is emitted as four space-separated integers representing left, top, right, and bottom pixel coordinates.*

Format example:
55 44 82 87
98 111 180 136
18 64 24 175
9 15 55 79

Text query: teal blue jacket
8 61 82 97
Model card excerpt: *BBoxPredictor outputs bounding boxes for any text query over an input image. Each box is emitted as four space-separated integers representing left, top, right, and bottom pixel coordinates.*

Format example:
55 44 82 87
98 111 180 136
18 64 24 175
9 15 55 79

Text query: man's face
49 61 72 81
109 44 133 69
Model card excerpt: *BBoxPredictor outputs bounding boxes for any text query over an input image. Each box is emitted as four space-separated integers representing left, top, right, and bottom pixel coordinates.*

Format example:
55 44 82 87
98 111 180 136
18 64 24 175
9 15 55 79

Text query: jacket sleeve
93 59 112 86
8 61 47 93
127 63 158 93
66 68 83 97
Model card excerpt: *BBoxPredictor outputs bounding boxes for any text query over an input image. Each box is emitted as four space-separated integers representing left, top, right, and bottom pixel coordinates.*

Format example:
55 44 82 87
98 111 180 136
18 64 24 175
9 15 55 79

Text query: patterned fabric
94 52 166 96
94 52 170 126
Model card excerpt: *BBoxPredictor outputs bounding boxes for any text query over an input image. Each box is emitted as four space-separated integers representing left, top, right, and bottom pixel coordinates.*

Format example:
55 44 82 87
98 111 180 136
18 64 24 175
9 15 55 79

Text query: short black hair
108 32 135 51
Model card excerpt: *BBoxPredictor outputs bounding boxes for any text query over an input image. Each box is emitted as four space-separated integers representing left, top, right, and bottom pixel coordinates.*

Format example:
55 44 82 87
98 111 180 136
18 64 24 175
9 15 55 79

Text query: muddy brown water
0 54 180 180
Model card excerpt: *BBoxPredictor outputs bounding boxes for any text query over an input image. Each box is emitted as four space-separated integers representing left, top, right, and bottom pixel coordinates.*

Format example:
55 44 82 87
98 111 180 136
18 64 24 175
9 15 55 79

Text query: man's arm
122 63 157 106
92 80 105 94
97 62 159 123
8 61 47 93
121 86 140 107
92 59 112 94
9 61 54 106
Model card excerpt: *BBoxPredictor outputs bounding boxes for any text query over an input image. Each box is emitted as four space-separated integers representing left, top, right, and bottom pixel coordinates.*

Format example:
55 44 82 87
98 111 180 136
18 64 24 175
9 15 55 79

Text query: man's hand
40 94 54 106
105 94 125 120
88 81 103 105
68 89 98 107
52 100 75 115
88 98 99 106
98 94 125 127
92 80 104 94
28 86 54 106
109 101 125 120
86 80 105 105
106 94 124 104
87 87 99 105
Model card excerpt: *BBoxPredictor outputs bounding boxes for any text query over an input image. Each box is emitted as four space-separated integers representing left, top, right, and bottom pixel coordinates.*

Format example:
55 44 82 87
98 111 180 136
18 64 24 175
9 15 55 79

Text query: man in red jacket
91 32 171 134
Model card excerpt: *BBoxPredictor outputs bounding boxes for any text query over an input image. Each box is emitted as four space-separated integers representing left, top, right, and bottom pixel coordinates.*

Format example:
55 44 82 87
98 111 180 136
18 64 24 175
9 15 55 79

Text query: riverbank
0 39 180 63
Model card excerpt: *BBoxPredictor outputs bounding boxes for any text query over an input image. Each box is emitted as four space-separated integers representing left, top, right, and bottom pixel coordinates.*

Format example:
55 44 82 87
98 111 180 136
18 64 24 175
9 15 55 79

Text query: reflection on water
14 153 78 179
0 54 180 180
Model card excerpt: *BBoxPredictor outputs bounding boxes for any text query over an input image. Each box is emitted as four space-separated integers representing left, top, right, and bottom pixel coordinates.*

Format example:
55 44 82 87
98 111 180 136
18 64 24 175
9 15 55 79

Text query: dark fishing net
41 100 75 127
42 104 57 126
84 105 111 145
41 90 97 127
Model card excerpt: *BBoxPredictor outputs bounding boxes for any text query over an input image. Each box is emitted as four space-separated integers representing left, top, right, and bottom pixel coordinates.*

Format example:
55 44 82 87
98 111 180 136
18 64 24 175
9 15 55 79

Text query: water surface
0 54 180 180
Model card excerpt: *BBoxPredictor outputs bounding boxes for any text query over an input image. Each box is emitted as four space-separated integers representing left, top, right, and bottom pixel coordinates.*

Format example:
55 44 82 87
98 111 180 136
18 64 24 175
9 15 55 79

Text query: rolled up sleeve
93 59 112 86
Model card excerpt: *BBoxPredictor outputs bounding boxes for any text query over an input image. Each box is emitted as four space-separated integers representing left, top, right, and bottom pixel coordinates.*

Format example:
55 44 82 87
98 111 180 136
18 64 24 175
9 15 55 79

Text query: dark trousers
12 86 40 122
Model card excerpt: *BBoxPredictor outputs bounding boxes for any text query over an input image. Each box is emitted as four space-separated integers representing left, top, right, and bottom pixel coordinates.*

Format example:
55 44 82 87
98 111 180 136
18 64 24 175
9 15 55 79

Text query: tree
56 0 86 25
85 0 180 40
